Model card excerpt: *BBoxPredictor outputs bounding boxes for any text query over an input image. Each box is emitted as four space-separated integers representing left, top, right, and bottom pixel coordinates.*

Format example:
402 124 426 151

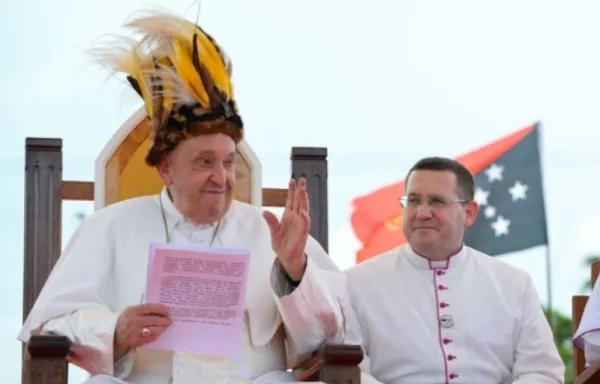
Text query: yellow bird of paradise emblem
383 214 403 232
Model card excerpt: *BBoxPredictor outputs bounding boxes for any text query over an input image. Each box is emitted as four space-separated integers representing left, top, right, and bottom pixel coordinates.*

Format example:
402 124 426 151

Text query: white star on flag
485 163 504 183
491 215 510 236
508 181 528 201
484 206 496 219
474 188 490 205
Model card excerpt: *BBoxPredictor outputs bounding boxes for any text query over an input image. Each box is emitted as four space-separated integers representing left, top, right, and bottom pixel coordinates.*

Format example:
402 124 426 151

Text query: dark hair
405 156 475 200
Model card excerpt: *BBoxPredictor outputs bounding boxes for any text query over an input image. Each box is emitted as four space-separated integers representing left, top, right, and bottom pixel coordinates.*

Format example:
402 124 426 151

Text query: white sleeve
583 332 600 366
18 214 135 378
510 276 565 383
270 236 347 364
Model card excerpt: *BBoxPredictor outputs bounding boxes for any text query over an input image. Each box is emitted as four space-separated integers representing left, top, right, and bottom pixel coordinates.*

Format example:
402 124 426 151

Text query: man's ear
156 159 172 186
464 200 479 228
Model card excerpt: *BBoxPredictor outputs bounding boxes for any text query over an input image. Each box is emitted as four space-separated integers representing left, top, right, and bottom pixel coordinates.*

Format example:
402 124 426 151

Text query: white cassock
343 244 565 384
18 188 347 384
574 275 600 366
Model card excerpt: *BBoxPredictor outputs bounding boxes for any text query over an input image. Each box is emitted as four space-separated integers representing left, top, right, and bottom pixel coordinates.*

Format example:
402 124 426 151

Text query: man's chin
409 237 438 253
208 198 232 218
411 229 438 242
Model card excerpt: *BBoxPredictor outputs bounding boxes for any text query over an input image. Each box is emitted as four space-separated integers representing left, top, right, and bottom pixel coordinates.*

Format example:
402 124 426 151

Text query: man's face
401 170 478 258
158 133 236 224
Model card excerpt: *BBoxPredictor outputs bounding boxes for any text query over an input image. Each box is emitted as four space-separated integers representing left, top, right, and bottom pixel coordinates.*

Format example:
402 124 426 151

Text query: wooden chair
573 261 600 384
21 107 363 383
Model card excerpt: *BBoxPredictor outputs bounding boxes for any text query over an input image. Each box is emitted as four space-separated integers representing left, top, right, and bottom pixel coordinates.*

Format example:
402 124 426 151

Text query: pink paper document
143 243 250 358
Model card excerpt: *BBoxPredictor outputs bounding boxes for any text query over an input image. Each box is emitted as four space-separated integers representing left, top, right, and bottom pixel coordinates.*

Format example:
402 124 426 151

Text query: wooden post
291 147 329 252
23 138 63 319
316 344 363 384
22 138 68 383
573 295 588 378
295 344 363 383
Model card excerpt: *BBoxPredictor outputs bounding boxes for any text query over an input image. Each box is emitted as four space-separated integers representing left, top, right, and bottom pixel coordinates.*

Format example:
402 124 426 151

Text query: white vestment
19 188 347 383
343 244 565 384
574 275 600 365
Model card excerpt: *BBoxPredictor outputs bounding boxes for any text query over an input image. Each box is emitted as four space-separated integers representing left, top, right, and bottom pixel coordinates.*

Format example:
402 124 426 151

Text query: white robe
343 244 565 384
18 188 346 383
573 274 600 366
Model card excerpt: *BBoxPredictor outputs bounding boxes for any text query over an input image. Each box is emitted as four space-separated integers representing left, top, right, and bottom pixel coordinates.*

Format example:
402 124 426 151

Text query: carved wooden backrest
93 106 262 209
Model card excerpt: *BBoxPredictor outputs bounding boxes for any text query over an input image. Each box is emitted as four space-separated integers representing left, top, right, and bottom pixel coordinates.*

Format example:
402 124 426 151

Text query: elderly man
574 278 600 366
344 157 564 383
18 9 346 384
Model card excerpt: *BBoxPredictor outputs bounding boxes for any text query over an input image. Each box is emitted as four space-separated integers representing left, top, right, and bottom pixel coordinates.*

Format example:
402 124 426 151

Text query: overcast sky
3 0 600 381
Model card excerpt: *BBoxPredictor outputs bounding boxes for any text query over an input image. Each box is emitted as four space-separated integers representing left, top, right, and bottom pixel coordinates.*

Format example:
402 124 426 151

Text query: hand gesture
263 178 310 281
114 303 172 356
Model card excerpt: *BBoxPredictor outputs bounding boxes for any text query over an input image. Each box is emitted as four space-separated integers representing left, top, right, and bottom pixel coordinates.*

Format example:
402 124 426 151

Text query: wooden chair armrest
22 335 71 384
21 337 364 383
576 359 600 384
294 343 364 383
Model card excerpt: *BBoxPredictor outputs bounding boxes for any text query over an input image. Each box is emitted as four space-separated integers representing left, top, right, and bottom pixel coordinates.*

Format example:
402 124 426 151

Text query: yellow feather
170 39 210 107
125 10 232 100
130 47 154 116
89 8 238 119
193 33 232 98
87 36 154 115
171 21 231 97
156 56 174 112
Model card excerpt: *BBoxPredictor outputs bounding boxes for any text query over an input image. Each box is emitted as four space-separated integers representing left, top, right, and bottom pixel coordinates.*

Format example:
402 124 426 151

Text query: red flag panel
351 123 536 263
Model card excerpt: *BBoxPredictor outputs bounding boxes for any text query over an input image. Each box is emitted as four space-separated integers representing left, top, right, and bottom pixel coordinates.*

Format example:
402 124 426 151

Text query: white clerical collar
404 244 468 271
158 187 218 232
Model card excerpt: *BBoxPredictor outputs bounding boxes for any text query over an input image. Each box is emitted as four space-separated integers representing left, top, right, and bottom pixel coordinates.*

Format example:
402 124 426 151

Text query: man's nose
415 203 433 219
209 165 227 185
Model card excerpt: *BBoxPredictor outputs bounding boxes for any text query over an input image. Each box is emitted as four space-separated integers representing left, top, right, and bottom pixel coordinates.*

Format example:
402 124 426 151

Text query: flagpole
536 121 555 337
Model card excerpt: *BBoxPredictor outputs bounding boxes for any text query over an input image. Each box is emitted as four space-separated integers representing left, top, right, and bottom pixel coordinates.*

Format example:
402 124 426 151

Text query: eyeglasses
399 195 467 210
